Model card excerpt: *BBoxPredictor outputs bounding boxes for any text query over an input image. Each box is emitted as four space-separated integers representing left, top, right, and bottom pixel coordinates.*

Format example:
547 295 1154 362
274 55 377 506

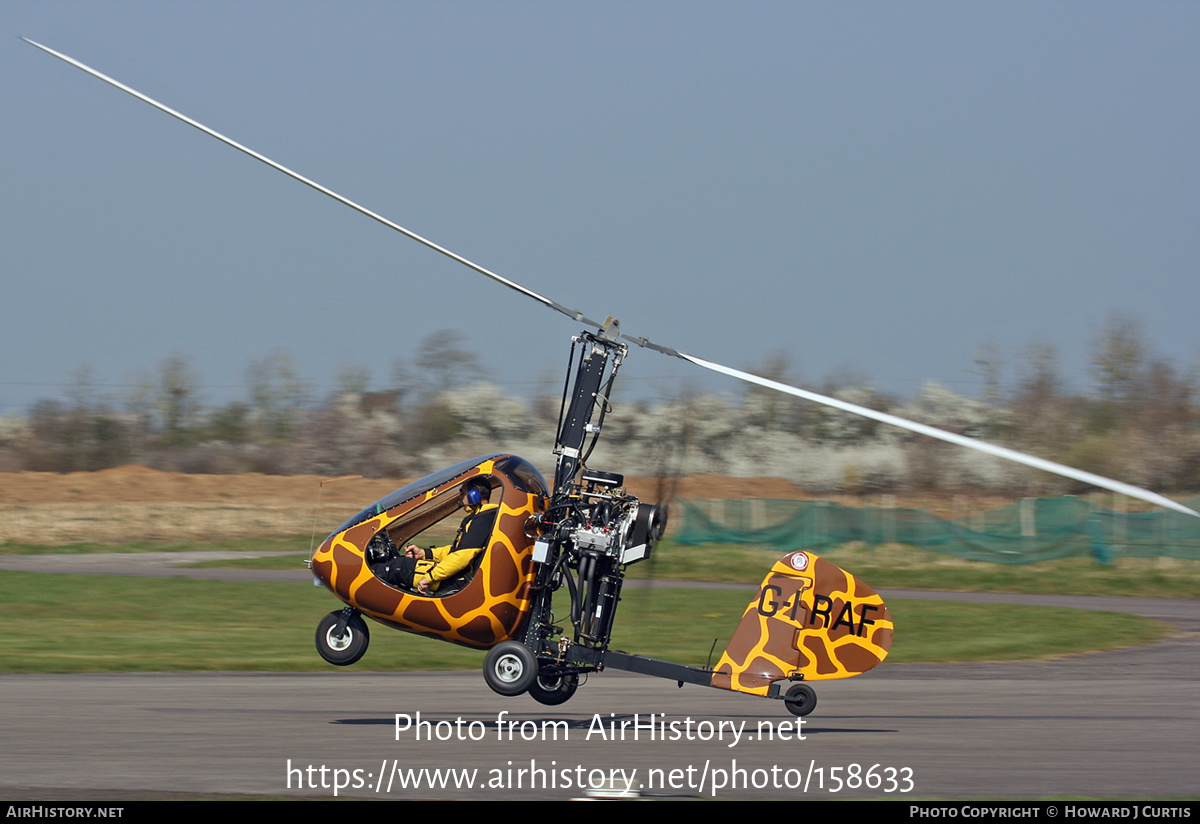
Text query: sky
4 1 1199 416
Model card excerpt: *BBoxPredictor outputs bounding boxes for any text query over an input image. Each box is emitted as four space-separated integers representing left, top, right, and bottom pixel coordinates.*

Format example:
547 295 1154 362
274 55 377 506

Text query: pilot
398 478 499 595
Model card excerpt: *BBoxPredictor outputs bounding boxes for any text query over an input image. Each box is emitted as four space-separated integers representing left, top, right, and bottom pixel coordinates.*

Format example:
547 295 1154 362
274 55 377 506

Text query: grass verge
0 571 1168 673
7 537 1199 599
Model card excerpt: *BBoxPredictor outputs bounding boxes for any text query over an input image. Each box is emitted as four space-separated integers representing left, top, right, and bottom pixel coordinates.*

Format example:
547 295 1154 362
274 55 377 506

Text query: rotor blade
677 352 1200 518
29 39 1197 519
22 38 603 330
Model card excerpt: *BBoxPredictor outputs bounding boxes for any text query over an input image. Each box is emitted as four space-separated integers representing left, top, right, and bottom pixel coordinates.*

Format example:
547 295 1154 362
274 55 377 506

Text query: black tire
784 683 817 717
483 641 537 696
316 611 369 666
527 671 579 706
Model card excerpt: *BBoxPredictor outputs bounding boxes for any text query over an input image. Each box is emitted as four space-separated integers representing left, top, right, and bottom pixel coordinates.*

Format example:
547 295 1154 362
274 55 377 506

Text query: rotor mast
553 318 625 495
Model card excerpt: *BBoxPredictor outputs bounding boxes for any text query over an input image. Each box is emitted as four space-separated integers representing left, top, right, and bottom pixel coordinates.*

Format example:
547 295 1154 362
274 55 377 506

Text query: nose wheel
316 610 369 666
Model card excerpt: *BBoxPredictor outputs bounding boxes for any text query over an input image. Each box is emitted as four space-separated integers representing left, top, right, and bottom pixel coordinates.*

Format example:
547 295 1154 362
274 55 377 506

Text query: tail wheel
483 641 537 696
527 671 579 706
316 611 369 666
784 683 817 717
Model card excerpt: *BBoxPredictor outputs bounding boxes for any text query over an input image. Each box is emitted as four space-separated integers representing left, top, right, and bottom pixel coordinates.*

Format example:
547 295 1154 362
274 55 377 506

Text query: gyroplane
26 39 1199 717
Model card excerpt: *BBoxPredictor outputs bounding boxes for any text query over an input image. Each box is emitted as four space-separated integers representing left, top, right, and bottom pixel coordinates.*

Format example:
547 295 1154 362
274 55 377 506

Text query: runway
1 554 1196 800
2 620 1196 799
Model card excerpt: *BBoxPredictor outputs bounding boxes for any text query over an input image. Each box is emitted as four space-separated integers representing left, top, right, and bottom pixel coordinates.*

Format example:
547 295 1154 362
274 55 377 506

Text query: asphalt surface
1 552 1196 800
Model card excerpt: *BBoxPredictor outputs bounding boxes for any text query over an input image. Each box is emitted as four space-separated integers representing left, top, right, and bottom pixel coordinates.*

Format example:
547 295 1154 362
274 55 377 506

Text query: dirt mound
0 466 400 506
0 466 813 507
0 466 815 545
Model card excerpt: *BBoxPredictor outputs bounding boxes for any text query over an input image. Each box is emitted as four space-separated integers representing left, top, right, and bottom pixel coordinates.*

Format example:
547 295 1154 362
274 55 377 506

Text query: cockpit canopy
330 454 548 538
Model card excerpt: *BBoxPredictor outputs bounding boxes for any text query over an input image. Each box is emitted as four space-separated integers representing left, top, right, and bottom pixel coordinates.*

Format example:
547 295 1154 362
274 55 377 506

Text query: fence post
1020 498 1036 536
1112 494 1127 557
1021 497 1037 560
816 500 827 548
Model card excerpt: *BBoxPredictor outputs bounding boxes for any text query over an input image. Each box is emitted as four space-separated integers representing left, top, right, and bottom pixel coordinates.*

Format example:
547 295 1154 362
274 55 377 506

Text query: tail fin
712 551 893 695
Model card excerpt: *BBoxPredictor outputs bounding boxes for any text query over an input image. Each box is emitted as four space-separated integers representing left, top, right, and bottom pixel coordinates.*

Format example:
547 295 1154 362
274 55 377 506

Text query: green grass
8 536 1199 600
1 533 1185 673
613 589 1167 665
0 571 487 674
0 571 1168 673
881 599 1164 663
188 552 312 569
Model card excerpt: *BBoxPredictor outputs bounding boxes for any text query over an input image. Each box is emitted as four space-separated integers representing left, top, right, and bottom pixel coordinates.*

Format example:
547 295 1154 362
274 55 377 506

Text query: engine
531 469 667 568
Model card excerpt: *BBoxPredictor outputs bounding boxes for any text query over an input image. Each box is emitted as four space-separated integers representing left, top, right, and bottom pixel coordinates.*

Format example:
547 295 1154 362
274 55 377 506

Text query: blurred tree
971 342 1004 408
1008 340 1079 473
336 364 371 396
157 354 201 447
415 330 483 395
812 370 889 445
742 351 806 432
1091 314 1148 414
247 352 310 443
21 365 131 471
206 401 251 444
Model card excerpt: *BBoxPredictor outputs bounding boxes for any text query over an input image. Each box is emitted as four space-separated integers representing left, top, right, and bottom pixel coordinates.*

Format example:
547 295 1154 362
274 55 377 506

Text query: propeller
25 38 1200 519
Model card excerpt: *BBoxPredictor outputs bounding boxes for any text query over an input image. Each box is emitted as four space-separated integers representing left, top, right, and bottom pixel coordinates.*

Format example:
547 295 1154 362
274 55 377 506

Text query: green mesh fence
674 497 1200 563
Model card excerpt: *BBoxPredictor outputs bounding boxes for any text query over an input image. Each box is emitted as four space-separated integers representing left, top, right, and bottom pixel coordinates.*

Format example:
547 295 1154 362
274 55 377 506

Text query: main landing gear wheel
316 611 369 666
527 671 579 706
784 683 817 717
483 641 537 696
